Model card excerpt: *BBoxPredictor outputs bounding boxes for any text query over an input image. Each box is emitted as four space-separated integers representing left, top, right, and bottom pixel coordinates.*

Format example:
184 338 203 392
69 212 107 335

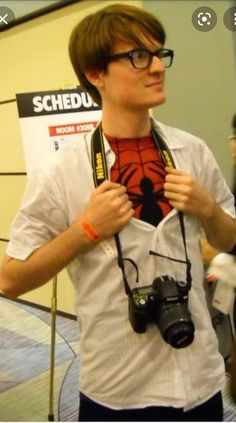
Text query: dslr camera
128 275 195 349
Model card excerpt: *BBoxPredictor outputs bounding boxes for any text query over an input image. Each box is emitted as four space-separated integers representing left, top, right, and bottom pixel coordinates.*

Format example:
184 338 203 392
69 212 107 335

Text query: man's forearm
201 198 236 252
0 221 93 299
0 181 134 299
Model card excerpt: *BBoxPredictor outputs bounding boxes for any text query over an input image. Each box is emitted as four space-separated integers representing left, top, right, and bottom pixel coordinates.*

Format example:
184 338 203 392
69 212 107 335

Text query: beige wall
143 0 236 185
0 0 141 314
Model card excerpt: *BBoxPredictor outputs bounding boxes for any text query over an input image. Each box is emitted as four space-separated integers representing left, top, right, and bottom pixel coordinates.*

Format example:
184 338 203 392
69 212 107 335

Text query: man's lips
146 81 163 88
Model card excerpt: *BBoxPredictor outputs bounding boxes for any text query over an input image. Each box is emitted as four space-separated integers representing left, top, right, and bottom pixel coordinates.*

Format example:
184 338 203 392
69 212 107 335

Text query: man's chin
149 94 166 108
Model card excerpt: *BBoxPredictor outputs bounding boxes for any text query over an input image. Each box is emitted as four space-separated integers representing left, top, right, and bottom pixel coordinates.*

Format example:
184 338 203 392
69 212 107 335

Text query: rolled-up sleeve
7 164 68 260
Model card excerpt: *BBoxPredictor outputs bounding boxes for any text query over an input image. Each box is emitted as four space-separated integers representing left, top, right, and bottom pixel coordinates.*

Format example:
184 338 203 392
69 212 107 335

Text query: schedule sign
16 87 101 175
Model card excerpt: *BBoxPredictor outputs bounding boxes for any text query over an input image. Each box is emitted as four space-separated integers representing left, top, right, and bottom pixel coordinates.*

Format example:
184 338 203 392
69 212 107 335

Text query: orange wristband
78 218 100 242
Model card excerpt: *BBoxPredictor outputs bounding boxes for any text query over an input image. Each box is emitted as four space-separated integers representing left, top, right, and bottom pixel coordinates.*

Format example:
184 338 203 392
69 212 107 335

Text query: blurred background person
229 114 236 203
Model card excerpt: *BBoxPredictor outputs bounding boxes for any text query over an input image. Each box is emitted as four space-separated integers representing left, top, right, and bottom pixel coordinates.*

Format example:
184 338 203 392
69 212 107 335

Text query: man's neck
101 108 152 138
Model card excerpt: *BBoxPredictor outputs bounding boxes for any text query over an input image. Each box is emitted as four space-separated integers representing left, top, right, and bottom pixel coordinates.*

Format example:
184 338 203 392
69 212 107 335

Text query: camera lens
164 321 195 349
157 304 195 349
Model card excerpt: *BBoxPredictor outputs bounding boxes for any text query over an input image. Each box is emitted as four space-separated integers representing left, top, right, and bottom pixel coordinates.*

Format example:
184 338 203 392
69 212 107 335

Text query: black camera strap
91 123 131 295
150 123 192 289
91 121 192 294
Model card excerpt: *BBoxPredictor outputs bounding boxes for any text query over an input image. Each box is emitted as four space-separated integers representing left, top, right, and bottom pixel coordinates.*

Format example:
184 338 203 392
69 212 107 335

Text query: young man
1 4 236 421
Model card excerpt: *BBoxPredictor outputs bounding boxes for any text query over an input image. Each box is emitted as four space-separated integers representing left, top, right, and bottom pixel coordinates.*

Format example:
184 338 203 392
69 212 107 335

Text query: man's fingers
165 167 184 176
95 179 124 193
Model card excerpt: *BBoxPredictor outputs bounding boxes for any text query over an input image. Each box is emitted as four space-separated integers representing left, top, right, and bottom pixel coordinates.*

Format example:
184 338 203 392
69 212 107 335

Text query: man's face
98 38 167 111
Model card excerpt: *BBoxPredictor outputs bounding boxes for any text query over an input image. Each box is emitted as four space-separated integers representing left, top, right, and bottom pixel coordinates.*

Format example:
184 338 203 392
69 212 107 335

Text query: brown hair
68 4 166 106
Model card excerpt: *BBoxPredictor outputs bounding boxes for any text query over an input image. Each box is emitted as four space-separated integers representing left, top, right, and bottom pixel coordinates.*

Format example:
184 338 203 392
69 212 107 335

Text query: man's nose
149 55 165 72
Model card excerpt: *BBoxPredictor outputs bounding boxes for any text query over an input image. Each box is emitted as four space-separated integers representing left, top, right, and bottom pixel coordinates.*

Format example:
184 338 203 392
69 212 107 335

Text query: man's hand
164 167 214 220
164 167 236 253
77 180 134 239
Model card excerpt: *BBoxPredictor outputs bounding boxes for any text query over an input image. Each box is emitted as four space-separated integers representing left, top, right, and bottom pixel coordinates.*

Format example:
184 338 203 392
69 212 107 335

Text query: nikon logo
163 150 174 168
95 152 104 179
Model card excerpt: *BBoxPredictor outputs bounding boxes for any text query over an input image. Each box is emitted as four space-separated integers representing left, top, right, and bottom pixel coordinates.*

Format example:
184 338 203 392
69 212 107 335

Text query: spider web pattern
106 134 173 226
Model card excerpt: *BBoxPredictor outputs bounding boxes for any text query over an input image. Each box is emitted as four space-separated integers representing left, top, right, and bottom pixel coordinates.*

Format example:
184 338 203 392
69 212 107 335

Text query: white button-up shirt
7 120 235 410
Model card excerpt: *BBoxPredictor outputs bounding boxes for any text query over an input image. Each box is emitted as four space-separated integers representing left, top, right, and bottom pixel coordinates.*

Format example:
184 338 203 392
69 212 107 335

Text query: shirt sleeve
200 142 235 218
7 164 68 261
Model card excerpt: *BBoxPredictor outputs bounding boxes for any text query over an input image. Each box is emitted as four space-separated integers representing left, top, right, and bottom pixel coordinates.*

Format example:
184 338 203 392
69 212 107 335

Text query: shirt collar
87 119 184 155
152 120 184 150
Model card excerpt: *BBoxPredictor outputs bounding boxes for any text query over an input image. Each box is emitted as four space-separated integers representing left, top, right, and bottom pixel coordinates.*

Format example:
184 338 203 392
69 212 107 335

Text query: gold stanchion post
48 275 57 421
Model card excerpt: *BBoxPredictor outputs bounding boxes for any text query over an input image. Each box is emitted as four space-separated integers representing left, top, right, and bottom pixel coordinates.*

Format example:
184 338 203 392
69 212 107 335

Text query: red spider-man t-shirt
106 134 173 227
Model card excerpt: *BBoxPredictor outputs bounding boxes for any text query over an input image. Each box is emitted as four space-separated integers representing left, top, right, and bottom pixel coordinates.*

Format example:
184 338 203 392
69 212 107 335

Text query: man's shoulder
155 120 206 148
31 132 90 178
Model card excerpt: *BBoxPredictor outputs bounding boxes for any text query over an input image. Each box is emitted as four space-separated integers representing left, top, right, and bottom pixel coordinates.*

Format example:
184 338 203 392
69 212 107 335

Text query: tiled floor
0 296 79 421
1 295 236 421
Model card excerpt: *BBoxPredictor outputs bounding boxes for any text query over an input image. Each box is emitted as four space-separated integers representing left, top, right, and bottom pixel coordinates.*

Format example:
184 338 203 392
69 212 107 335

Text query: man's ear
85 69 104 88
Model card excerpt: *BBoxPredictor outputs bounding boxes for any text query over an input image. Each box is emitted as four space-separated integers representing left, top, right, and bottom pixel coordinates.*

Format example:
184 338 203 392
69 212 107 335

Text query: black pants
78 391 223 421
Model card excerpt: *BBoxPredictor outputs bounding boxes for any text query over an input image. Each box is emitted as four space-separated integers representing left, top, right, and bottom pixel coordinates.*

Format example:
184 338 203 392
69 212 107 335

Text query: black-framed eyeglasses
108 48 174 70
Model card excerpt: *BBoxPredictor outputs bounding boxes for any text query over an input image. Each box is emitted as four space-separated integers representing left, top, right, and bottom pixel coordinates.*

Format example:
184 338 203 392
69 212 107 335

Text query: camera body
128 275 195 349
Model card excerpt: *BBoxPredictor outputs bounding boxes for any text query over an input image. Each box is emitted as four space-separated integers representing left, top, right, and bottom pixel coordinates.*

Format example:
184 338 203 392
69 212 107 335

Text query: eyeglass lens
131 50 172 69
